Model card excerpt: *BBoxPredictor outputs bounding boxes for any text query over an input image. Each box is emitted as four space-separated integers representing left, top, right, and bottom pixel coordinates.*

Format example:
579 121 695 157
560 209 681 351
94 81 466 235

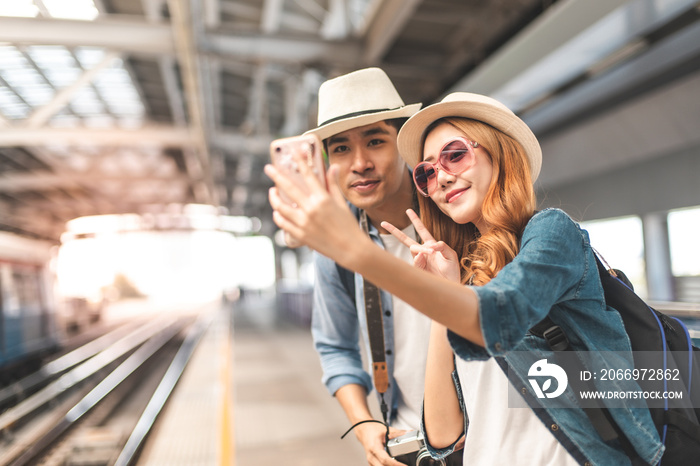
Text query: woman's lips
446 187 468 203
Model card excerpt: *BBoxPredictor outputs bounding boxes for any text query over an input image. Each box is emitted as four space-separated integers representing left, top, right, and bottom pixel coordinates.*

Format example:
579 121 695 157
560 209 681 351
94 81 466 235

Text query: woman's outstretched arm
264 160 485 347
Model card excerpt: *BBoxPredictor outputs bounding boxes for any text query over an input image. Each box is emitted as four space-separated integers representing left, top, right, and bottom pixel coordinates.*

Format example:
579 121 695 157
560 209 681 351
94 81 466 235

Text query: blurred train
0 231 62 372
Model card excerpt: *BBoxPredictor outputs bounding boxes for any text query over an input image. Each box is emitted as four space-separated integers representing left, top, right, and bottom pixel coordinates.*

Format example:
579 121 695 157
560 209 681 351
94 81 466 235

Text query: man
304 68 462 466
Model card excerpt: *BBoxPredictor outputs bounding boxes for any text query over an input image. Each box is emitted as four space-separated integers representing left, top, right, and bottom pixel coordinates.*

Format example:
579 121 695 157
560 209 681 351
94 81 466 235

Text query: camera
386 430 446 466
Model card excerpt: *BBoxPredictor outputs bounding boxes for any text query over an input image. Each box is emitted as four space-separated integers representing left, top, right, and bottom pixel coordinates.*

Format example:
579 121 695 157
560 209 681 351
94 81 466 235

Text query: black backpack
532 254 700 465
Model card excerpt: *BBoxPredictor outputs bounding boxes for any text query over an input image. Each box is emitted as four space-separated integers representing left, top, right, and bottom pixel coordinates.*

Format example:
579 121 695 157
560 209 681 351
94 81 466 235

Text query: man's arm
311 251 372 395
336 384 406 466
311 252 404 465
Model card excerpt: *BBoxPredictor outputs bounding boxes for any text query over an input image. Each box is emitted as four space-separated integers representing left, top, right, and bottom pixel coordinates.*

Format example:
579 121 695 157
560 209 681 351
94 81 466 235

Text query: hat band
319 106 402 127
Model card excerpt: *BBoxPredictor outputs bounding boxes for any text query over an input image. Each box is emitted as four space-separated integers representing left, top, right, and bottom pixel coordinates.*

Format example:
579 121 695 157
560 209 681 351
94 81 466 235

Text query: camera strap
359 210 390 423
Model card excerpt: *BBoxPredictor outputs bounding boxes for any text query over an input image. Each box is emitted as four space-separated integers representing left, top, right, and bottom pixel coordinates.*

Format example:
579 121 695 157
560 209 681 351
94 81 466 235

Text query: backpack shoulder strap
529 254 647 463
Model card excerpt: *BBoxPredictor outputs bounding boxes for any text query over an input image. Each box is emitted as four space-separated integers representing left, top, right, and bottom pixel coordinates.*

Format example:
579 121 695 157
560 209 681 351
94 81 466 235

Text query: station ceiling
1 0 699 241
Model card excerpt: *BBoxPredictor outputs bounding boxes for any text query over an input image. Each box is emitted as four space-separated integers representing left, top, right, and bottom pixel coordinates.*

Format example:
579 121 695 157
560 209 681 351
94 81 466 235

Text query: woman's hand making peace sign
381 210 461 284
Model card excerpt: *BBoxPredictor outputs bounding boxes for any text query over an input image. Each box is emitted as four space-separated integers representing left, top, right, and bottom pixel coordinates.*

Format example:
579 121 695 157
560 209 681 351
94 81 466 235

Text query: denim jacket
311 205 402 423
424 208 664 466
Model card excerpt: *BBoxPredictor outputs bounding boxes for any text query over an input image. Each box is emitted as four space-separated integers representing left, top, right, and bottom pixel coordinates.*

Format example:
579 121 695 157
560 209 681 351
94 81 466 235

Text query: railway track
0 310 215 466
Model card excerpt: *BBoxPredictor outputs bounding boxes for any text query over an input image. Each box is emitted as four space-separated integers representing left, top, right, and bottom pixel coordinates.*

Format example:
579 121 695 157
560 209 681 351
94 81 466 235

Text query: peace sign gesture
381 209 461 283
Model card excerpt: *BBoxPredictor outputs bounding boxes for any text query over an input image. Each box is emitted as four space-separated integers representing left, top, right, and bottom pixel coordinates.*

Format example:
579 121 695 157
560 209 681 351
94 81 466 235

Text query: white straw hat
397 92 542 182
305 68 422 141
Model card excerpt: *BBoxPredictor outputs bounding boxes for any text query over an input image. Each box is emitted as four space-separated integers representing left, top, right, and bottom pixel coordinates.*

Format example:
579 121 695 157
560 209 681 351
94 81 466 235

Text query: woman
265 93 663 465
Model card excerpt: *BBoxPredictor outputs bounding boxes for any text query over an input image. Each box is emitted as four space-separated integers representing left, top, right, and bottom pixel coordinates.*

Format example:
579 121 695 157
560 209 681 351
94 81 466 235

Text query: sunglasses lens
413 163 436 196
440 139 474 174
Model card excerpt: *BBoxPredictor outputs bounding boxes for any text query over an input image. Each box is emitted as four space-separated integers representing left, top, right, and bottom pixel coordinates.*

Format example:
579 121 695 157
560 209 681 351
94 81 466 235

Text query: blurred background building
0 0 699 464
0 0 699 305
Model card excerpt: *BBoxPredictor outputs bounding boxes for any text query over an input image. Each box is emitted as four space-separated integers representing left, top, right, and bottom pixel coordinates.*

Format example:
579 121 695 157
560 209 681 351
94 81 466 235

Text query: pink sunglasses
413 137 478 196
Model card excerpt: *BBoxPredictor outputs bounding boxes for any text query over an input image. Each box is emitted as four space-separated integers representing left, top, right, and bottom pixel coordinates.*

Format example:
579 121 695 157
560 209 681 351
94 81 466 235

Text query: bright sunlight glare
0 0 38 18
0 0 99 20
43 0 99 20
57 230 244 305
57 210 274 307
668 206 700 276
581 216 647 298
234 236 276 290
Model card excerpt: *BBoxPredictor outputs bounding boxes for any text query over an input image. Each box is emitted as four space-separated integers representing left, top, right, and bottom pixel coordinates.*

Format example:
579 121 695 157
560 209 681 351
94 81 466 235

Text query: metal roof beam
295 0 326 21
262 0 284 33
169 0 216 204
204 0 221 28
142 0 187 127
159 57 188 124
142 0 168 22
0 172 189 191
0 129 274 155
447 0 627 96
0 16 175 55
280 68 324 137
321 0 350 40
528 29 700 136
362 0 421 64
280 74 303 137
0 127 195 147
520 2 700 133
211 131 273 156
204 32 362 66
25 51 121 129
0 207 63 241
220 0 262 21
244 64 270 134
0 16 362 65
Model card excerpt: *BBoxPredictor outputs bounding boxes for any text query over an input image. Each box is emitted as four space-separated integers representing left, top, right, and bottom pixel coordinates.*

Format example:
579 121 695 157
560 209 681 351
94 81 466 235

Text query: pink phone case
270 134 326 204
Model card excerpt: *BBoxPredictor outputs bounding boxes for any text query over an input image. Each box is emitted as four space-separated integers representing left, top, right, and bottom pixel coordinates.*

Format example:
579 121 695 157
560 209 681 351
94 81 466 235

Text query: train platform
136 292 367 466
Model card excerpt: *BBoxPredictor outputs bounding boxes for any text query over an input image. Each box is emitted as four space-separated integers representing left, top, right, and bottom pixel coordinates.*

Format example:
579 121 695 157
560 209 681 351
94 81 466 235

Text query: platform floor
232 291 367 466
124 293 700 465
136 292 367 465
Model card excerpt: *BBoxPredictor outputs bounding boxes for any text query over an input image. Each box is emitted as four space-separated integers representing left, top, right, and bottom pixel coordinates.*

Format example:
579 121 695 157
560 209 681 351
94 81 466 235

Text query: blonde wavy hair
417 117 536 285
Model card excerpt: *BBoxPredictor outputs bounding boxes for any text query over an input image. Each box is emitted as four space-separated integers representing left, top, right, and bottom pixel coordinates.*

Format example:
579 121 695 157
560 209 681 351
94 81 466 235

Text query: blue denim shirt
425 208 664 466
311 205 402 423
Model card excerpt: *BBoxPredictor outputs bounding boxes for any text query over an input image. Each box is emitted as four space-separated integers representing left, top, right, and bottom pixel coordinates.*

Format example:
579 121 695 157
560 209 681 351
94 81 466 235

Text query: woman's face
423 122 493 232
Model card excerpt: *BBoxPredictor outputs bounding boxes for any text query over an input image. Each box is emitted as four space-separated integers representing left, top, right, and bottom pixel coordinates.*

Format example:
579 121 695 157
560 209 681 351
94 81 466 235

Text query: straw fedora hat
397 92 542 182
304 68 422 141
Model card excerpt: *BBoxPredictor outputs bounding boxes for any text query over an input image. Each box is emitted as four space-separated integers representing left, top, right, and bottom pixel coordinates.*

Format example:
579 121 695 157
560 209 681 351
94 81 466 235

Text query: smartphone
270 134 326 248
269 133 327 205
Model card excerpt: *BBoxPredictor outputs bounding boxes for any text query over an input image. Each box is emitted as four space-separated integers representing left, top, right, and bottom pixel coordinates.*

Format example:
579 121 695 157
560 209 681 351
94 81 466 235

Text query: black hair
322 117 408 151
384 117 409 132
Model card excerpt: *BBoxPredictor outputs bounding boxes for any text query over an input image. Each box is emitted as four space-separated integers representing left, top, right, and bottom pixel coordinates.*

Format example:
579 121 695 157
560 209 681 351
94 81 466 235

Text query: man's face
326 121 407 212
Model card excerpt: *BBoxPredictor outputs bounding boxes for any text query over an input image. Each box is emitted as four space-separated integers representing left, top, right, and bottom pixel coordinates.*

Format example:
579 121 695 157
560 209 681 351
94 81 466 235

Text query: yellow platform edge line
219 319 234 466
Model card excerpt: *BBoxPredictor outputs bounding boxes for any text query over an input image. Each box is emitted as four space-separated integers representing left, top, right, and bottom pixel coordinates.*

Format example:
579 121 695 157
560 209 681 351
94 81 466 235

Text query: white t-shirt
455 357 579 465
381 227 432 431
